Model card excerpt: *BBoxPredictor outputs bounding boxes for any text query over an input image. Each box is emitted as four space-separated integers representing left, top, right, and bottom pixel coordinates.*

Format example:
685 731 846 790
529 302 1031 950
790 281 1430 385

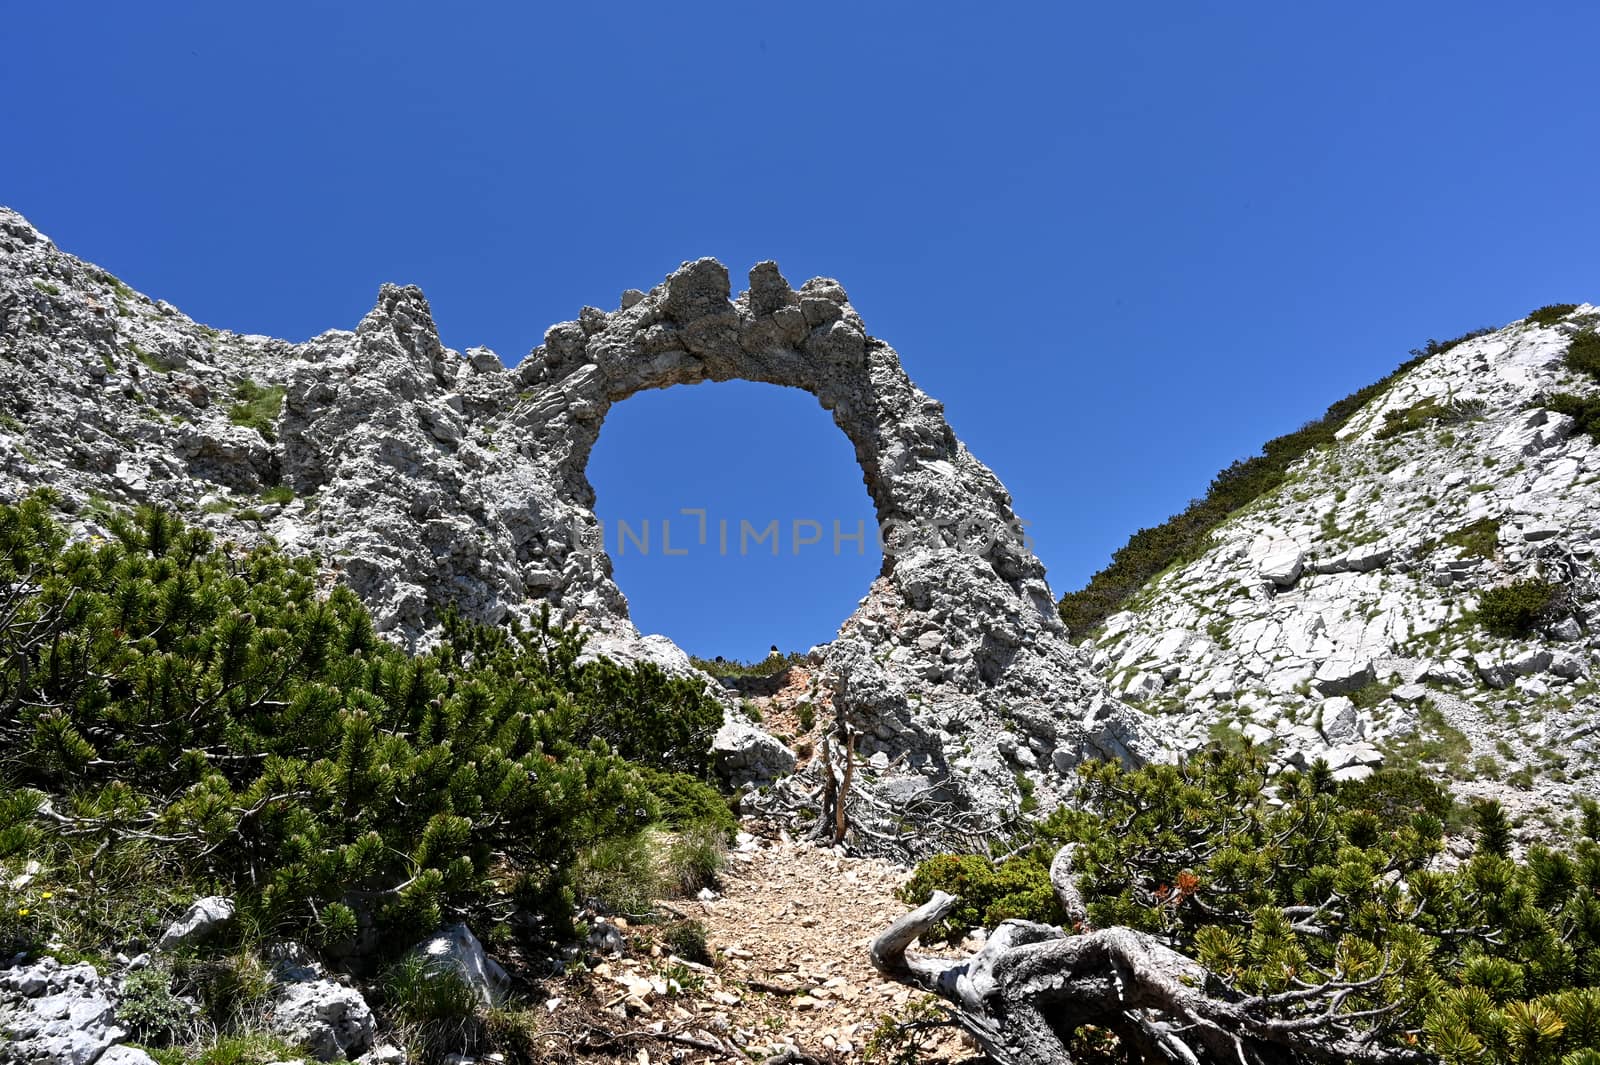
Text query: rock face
0 206 1167 843
269 974 374 1061
1087 305 1600 821
0 957 124 1065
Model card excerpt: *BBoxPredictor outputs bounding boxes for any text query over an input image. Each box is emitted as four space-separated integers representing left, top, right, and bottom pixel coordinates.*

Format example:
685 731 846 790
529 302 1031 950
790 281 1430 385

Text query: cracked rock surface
1088 307 1600 825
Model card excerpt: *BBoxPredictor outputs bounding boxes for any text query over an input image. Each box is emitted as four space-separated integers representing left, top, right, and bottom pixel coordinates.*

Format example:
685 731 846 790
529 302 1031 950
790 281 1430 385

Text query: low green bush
1566 331 1600 379
662 918 712 964
1527 303 1580 327
574 831 663 916
688 650 807 678
181 952 274 1027
664 823 727 896
902 745 1600 1063
227 381 285 442
116 965 190 1045
380 952 481 1061
1544 392 1600 441
1375 396 1486 440
632 766 736 835
899 852 1062 942
1477 578 1564 638
0 491 727 959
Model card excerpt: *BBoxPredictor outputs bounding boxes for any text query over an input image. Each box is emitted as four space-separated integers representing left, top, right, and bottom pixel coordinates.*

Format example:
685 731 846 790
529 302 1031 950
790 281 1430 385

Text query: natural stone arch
280 257 1164 852
514 258 1047 623
497 259 1161 848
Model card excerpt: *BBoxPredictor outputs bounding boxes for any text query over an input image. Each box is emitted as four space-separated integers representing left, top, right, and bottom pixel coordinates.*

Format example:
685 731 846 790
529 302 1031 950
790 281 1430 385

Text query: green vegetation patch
1057 327 1493 636
900 745 1600 1063
1476 577 1565 638
0 491 730 968
1527 303 1580 327
1442 516 1502 560
227 381 285 442
1543 392 1600 442
688 650 807 678
1375 395 1486 440
1566 330 1600 379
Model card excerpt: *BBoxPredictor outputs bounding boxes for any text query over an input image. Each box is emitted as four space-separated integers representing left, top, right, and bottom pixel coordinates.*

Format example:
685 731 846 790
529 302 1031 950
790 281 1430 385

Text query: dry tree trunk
869 848 1429 1065
811 723 859 847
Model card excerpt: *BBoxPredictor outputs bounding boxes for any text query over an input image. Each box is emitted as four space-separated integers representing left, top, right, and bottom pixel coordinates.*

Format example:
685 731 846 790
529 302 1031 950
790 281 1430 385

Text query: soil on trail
531 835 973 1063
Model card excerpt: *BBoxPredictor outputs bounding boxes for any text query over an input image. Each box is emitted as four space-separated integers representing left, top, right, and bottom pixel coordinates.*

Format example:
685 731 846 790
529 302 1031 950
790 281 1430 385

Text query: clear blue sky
5 3 1597 659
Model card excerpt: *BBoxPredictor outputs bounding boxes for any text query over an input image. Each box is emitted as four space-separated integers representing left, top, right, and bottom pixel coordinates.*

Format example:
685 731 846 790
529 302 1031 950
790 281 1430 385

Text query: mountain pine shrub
0 491 728 961
1566 331 1600 380
1528 304 1581 327
902 746 1600 1064
1477 577 1565 638
1544 392 1600 442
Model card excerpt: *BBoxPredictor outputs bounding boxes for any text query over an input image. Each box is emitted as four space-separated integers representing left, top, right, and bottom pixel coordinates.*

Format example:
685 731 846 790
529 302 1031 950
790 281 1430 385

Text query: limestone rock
713 715 798 786
1258 545 1305 588
156 895 235 952
268 978 374 1062
1318 697 1361 744
409 924 509 1006
98 1049 162 1065
1313 656 1376 696
1080 297 1600 815
0 957 123 1065
356 1047 406 1065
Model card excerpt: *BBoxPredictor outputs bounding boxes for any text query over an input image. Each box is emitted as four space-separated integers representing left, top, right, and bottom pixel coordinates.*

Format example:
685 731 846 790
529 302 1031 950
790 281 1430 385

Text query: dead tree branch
869 860 1430 1065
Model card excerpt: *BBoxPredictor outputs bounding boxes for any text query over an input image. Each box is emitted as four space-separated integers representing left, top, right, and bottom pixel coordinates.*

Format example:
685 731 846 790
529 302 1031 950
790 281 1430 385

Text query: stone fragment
1313 656 1376 696
1550 650 1588 679
1259 545 1305 588
156 895 235 952
99 1049 163 1065
410 924 509 1006
0 957 124 1065
269 979 374 1062
712 715 796 786
1319 697 1361 744
1390 683 1430 704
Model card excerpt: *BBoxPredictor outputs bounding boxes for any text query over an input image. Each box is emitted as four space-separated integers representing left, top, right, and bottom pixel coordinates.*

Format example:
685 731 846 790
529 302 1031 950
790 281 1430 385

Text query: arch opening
586 379 882 661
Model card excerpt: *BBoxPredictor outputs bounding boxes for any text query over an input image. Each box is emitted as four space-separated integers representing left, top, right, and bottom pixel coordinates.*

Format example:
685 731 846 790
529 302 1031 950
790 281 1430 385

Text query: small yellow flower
40 892 53 900
15 908 28 917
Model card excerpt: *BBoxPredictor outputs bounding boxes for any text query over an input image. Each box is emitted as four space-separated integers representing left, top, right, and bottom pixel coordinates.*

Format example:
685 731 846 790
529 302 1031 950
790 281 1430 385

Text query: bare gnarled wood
869 849 1429 1065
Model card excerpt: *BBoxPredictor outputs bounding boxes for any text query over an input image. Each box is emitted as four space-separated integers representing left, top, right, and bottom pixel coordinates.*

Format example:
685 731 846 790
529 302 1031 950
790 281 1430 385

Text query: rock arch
500 259 1160 834
513 258 1047 626
280 257 1164 846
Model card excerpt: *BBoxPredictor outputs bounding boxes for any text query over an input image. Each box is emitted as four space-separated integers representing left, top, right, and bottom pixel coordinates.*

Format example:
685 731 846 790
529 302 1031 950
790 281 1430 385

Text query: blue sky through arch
586 379 881 661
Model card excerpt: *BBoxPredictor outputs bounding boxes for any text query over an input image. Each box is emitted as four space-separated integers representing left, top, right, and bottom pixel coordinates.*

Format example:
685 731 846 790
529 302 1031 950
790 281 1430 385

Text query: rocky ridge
0 206 1162 847
1088 306 1600 822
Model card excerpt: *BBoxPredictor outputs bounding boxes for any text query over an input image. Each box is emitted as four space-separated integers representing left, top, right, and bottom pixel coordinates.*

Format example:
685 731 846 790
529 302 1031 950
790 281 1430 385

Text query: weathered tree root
870 887 1429 1065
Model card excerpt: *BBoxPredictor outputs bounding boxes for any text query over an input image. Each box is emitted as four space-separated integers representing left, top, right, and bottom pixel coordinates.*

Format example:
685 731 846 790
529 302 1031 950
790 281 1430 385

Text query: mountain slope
1087 304 1600 821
